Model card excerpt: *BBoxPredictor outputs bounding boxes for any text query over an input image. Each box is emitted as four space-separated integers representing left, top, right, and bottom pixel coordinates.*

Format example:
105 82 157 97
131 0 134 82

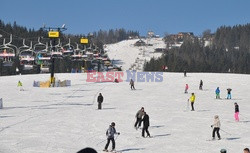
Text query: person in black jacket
142 112 151 138
97 93 104 109
234 102 239 121
184 70 187 77
199 80 203 90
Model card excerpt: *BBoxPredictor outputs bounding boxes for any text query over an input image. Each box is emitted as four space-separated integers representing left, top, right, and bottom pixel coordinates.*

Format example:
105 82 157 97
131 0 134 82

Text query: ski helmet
111 122 115 126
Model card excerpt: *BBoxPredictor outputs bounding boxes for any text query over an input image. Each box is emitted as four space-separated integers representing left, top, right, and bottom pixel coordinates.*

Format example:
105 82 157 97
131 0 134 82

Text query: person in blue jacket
215 87 220 99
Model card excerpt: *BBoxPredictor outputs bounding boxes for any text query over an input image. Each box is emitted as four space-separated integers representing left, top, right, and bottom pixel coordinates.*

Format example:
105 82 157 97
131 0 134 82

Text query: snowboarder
130 79 135 90
215 87 220 99
189 93 196 111
103 122 120 152
134 107 144 129
142 112 150 138
199 80 203 90
211 115 221 140
234 102 239 121
17 80 24 91
244 148 250 153
97 93 103 109
184 70 187 77
227 88 232 99
184 84 189 93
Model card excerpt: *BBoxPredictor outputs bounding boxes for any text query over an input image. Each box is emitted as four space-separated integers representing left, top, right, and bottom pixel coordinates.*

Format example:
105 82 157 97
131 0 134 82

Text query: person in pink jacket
185 84 189 93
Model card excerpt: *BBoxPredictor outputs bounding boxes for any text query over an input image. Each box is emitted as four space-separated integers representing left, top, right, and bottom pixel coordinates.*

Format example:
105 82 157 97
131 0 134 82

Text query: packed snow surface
0 72 250 153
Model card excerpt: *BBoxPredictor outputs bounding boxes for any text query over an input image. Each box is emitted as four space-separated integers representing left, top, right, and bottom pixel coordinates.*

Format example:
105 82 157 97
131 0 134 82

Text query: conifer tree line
0 20 139 49
144 24 250 74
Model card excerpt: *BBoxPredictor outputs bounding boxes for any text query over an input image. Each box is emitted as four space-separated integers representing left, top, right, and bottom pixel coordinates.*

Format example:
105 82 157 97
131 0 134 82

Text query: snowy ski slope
0 72 250 153
106 38 164 71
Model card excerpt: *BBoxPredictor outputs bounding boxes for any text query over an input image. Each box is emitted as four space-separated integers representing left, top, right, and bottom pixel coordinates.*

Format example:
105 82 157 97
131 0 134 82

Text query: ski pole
220 129 232 135
96 139 107 146
115 134 120 140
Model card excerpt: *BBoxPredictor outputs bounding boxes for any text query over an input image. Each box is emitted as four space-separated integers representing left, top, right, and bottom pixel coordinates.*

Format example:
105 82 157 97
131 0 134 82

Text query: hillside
106 38 165 71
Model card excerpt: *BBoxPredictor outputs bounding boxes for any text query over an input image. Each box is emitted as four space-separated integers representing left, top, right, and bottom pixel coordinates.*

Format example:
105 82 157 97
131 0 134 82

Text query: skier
234 102 239 121
17 80 24 91
199 80 203 90
142 112 151 138
97 93 103 110
103 122 120 152
184 84 189 93
215 87 220 99
189 93 196 111
130 79 135 90
211 115 221 140
244 148 250 153
184 70 187 77
227 88 232 99
134 107 144 129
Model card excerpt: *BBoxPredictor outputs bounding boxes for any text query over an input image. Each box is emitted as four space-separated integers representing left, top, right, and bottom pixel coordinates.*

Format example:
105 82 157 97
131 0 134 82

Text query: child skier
103 122 120 152
211 115 221 140
234 102 239 121
184 84 189 93
130 79 135 90
17 80 24 91
215 87 220 99
227 88 232 99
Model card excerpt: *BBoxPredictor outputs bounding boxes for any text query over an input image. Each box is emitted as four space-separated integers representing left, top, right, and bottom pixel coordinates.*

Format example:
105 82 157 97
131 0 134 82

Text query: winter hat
214 115 219 119
111 122 115 126
77 147 97 153
220 149 227 153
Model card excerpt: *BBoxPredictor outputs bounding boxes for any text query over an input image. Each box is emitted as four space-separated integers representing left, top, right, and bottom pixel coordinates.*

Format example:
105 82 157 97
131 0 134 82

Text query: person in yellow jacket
17 80 24 91
189 93 196 111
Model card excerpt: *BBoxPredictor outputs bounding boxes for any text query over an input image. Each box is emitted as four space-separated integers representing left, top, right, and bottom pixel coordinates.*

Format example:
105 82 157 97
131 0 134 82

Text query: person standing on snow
199 80 203 90
17 80 24 91
211 115 221 140
227 88 232 99
130 79 135 90
185 84 189 93
103 122 120 152
189 93 196 111
134 107 144 129
234 102 239 121
184 70 187 77
97 93 104 110
215 87 220 99
142 112 151 138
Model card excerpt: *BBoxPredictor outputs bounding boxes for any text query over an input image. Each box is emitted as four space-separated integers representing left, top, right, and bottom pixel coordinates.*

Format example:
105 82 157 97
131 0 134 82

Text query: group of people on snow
215 87 232 99
134 107 151 138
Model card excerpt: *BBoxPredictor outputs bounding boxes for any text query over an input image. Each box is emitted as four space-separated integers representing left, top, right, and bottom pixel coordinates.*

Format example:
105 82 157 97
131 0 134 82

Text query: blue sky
1 0 250 36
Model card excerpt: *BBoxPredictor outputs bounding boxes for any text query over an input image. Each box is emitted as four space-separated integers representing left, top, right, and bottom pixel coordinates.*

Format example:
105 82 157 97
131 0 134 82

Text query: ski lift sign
48 31 59 38
80 38 88 44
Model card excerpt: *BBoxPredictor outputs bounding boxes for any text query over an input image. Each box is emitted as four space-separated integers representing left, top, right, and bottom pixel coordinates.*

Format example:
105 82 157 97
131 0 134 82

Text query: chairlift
62 38 74 57
50 39 63 58
0 35 17 67
19 40 37 71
